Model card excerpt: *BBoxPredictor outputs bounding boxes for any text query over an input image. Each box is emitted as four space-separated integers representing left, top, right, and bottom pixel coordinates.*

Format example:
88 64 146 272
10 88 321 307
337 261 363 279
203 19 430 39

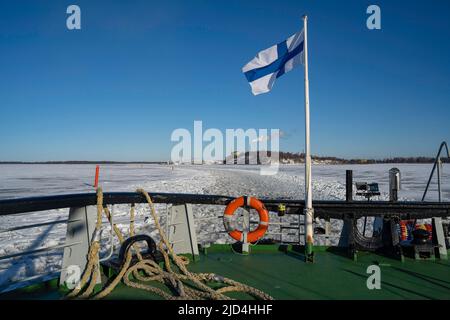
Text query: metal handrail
0 204 114 291
0 216 77 263
0 241 81 261
0 213 114 264
0 219 68 233
422 141 450 202
1 192 450 219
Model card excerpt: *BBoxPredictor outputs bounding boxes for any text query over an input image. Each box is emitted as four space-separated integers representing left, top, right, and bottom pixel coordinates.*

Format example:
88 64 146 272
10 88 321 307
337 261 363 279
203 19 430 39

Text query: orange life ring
223 196 269 243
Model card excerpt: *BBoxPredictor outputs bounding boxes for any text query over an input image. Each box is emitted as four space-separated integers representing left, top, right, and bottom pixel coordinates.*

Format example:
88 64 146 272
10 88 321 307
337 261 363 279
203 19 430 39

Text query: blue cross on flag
242 28 305 95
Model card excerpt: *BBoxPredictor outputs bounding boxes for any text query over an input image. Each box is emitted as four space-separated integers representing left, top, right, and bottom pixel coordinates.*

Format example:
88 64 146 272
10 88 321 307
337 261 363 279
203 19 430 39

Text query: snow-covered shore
0 163 448 290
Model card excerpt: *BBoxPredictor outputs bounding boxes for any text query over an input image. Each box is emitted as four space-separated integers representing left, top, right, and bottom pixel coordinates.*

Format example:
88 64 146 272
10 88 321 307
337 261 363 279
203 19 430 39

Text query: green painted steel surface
1 245 449 300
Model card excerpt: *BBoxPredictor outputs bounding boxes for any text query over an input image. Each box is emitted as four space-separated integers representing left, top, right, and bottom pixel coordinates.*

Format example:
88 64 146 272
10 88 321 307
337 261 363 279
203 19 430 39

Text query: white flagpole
302 15 314 262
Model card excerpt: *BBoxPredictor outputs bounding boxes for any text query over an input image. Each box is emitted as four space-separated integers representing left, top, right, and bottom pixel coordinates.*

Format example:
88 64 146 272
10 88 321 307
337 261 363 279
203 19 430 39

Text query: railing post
437 157 442 202
389 168 401 202
339 170 353 247
346 170 353 202
422 141 449 201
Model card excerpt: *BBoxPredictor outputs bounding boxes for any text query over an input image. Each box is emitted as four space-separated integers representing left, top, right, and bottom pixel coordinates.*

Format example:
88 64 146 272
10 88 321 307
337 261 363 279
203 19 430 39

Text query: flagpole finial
302 15 308 21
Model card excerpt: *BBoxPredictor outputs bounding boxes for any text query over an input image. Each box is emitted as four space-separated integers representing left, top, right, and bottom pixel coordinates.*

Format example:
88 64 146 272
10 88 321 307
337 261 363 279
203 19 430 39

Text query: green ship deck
2 245 450 300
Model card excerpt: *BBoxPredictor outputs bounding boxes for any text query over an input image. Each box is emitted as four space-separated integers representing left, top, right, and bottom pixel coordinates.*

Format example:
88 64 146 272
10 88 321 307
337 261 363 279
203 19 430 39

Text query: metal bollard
389 168 401 202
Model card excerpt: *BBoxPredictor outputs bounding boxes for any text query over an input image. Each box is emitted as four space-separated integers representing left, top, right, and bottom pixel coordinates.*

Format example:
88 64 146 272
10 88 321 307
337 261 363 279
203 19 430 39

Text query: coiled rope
66 187 273 300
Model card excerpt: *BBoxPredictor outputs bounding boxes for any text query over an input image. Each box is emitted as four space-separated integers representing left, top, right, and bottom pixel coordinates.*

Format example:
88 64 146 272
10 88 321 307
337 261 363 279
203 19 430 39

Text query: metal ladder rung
280 226 301 230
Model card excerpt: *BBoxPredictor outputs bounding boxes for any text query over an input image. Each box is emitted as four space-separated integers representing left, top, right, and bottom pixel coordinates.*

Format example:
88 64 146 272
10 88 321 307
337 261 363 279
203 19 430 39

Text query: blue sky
0 0 449 161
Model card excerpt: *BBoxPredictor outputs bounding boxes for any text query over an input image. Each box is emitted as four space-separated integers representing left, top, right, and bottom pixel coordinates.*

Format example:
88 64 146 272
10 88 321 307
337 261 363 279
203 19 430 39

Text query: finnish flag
242 29 305 95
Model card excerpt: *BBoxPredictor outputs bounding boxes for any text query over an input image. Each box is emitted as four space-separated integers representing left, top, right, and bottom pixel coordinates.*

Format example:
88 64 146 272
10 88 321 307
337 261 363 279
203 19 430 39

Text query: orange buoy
223 196 269 243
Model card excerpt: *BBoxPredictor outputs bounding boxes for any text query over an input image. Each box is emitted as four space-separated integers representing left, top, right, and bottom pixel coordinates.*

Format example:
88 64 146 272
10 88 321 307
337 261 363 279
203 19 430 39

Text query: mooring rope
66 187 273 300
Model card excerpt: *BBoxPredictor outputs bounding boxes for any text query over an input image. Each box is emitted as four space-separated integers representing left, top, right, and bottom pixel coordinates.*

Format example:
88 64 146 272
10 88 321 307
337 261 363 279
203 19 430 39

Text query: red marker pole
94 165 100 188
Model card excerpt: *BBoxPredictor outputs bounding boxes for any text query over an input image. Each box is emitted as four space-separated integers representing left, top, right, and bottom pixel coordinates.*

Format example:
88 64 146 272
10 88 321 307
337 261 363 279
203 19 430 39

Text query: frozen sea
0 163 448 291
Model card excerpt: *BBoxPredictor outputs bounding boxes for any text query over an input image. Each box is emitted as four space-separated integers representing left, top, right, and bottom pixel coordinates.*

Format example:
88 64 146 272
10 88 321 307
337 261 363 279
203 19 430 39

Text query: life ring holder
223 196 269 243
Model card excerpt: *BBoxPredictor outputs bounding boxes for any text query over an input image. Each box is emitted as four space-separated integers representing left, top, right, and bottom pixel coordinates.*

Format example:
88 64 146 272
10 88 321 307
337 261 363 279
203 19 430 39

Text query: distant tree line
223 151 449 165
0 161 168 165
0 153 448 165
281 152 449 164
